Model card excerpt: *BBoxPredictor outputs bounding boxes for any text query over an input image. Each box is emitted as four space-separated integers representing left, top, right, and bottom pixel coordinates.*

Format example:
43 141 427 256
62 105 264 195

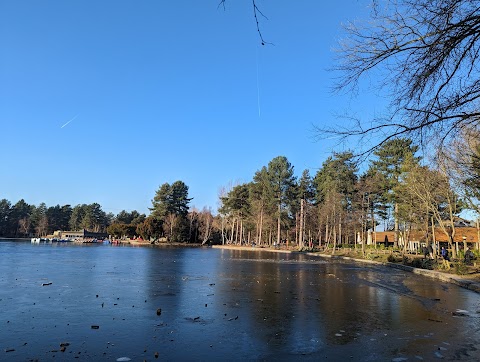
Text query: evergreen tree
250 166 274 245
11 199 32 237
370 138 420 247
150 181 192 241
136 216 164 241
46 204 72 234
151 181 191 220
219 183 251 244
31 202 48 237
314 152 358 252
0 199 12 237
298 169 315 248
266 156 296 245
69 204 86 231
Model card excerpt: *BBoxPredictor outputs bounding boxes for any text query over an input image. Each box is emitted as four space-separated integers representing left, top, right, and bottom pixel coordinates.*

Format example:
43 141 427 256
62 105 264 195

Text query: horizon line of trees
2 133 480 252
0 201 147 239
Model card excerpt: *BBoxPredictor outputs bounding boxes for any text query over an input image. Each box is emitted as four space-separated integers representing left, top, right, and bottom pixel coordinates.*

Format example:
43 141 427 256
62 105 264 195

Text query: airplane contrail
61 114 79 128
256 46 261 118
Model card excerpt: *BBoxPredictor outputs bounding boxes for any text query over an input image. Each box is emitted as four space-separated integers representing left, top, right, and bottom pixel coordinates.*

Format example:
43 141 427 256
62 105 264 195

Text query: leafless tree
35 215 49 237
323 0 480 154
18 217 31 237
199 207 214 244
402 163 461 258
441 125 480 213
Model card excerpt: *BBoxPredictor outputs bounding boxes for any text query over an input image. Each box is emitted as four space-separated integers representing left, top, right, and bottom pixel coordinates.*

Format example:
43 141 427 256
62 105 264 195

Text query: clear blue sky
0 0 382 216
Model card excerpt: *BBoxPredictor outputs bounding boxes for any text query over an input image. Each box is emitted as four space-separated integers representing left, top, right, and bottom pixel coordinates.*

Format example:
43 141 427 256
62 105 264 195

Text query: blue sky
0 0 382 216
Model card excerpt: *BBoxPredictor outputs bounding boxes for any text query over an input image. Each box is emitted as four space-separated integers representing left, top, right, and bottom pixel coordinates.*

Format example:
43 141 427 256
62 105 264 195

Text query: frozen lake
1 240 479 361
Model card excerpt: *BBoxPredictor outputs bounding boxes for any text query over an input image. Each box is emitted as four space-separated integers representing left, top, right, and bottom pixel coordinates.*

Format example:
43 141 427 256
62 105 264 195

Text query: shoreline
3 239 478 293
212 244 480 293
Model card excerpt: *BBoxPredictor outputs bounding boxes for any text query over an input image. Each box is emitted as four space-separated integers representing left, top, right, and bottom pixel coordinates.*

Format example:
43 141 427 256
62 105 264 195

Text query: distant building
51 229 108 240
450 216 476 228
373 227 479 247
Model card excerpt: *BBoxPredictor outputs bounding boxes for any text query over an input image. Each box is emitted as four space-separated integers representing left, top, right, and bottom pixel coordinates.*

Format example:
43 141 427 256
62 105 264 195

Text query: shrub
454 262 468 275
411 258 422 268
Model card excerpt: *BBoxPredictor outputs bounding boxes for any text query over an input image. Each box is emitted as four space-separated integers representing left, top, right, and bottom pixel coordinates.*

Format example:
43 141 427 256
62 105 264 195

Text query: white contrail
61 114 78 128
256 46 261 117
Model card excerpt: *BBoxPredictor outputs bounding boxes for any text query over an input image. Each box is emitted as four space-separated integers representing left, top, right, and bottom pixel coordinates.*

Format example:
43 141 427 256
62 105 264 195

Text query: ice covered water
1 240 479 361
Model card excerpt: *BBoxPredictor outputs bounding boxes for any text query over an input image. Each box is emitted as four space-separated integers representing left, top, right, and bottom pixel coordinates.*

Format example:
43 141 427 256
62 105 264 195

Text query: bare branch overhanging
323 0 480 155
218 0 272 45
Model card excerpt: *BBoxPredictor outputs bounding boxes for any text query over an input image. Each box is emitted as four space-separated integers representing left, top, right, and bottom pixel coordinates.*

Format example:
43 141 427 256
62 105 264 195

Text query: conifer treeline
2 136 479 249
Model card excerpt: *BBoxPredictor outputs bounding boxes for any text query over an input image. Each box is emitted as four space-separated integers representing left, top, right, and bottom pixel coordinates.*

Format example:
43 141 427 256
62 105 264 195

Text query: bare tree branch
322 0 480 155
218 0 273 45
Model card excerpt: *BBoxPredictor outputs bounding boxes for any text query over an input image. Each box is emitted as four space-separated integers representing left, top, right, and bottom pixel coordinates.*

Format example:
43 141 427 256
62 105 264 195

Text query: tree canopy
150 181 192 220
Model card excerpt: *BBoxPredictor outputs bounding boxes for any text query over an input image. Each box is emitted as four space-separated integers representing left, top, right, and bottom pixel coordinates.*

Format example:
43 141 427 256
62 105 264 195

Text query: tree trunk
259 208 263 246
235 218 240 245
240 219 243 245
402 221 408 253
221 217 225 245
299 199 304 250
448 235 455 259
325 215 329 249
370 197 375 235
318 219 322 248
394 202 399 248
295 212 299 246
277 202 281 246
169 214 174 240
332 207 337 255
477 218 480 251
230 218 235 244
201 214 211 245
332 224 337 255
338 218 342 247
361 231 365 256
451 228 457 259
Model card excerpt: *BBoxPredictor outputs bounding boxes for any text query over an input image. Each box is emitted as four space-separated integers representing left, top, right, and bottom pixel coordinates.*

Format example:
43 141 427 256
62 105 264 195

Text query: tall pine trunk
299 199 304 250
277 202 281 246
259 208 263 245
394 202 399 248
230 218 235 244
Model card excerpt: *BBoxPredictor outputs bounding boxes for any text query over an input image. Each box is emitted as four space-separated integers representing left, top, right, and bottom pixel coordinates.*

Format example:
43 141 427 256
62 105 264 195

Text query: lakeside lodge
48 229 109 241
371 226 479 253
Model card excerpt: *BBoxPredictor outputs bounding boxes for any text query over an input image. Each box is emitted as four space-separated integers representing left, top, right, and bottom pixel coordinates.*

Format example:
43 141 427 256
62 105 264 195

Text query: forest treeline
217 136 480 259
1 135 479 255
